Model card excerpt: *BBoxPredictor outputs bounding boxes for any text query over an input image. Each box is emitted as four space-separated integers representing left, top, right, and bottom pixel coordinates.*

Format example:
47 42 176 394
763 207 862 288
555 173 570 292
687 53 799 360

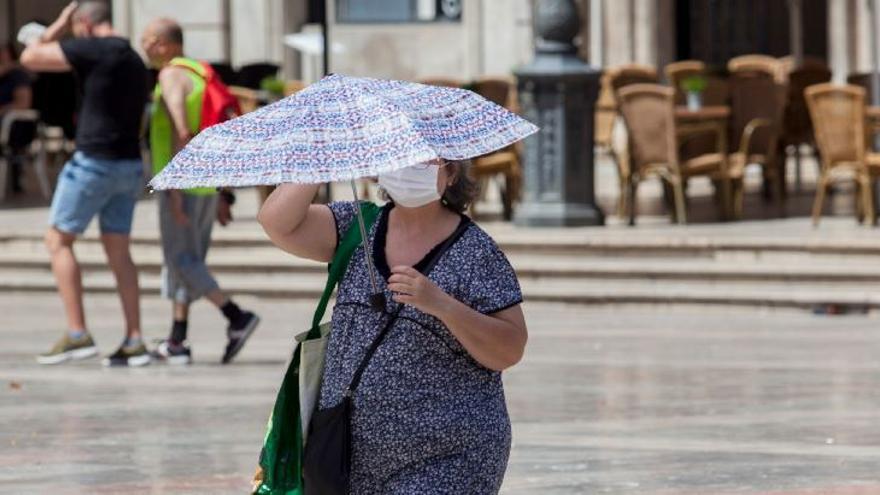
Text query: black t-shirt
0 68 31 107
60 37 148 159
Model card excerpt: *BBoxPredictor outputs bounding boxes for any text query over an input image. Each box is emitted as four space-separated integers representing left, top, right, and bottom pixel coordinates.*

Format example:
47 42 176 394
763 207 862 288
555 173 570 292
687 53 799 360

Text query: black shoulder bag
301 219 469 495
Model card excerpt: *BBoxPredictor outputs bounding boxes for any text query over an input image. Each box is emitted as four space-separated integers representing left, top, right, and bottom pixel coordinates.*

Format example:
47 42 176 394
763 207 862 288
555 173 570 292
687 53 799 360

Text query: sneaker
102 341 151 367
151 339 193 365
222 311 260 364
36 333 99 365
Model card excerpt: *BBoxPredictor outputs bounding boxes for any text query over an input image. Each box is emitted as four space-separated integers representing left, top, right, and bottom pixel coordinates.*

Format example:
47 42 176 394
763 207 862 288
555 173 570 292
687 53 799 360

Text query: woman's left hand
387 266 452 317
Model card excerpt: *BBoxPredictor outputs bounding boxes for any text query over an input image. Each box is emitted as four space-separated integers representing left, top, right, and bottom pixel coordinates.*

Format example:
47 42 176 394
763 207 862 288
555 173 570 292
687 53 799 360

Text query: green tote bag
253 202 381 495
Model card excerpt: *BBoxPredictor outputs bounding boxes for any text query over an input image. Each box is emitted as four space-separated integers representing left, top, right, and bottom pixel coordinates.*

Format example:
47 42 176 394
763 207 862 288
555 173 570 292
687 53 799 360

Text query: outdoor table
675 105 731 153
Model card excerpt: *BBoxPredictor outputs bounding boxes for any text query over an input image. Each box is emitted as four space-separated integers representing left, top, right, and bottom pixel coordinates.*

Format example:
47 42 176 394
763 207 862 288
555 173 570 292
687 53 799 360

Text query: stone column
788 0 804 65
633 0 656 66
513 0 605 227
829 0 856 83
589 0 605 67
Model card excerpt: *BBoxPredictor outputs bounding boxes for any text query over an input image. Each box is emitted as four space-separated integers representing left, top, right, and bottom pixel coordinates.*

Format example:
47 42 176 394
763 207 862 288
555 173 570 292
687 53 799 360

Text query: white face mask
377 164 441 208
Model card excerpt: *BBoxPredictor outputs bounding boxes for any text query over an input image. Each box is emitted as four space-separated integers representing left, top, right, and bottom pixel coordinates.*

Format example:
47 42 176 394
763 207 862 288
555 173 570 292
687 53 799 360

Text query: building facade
0 1 877 85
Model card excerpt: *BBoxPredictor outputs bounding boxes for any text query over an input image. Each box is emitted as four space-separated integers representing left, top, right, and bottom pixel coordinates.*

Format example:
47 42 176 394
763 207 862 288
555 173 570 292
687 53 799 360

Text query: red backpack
168 58 241 131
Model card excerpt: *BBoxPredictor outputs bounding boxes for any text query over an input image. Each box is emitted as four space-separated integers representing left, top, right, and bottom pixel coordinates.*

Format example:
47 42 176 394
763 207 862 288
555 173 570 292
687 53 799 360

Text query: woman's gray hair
441 159 479 214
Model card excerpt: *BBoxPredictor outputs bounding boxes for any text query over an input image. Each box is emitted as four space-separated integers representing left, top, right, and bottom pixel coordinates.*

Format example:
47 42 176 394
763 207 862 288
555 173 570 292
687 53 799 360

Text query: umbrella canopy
149 73 538 190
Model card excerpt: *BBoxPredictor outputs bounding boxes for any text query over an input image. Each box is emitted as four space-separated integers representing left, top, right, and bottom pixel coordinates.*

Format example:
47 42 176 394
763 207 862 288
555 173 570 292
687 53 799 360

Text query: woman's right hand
257 183 338 262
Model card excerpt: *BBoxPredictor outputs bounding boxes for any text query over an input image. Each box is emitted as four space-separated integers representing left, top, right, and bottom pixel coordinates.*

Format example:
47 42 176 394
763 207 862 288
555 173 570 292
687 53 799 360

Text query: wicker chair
846 73 874 100
418 77 463 88
228 86 260 114
846 73 880 140
667 62 727 173
616 84 731 225
726 71 786 215
595 71 617 152
665 60 706 106
594 71 625 215
779 63 831 190
470 77 521 220
471 77 512 107
283 80 307 97
778 56 828 82
605 65 660 217
728 54 782 81
805 83 875 226
609 64 659 93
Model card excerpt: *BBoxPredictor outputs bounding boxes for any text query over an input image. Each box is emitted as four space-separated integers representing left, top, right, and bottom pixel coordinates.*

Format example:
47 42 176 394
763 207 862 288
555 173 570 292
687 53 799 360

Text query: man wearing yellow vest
142 18 259 364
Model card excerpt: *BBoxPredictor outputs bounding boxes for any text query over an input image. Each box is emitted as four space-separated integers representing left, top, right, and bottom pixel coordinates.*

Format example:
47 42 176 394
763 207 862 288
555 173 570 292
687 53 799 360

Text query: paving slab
2 293 880 494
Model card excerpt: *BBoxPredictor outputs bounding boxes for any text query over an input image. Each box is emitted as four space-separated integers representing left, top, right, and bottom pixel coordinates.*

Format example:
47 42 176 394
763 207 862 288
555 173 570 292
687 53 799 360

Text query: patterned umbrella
148 73 538 190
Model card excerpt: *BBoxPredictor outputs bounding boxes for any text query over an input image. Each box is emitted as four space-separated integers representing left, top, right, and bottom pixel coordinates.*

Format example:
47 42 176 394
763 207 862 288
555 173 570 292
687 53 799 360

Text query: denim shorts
48 151 145 235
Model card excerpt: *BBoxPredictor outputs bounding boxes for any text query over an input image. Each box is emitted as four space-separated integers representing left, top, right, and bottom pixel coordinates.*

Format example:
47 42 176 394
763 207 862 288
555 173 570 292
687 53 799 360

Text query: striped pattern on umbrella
149 73 539 190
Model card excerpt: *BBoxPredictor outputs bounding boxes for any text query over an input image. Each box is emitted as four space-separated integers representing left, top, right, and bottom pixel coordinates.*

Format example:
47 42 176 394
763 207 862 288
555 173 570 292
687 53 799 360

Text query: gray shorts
158 192 220 304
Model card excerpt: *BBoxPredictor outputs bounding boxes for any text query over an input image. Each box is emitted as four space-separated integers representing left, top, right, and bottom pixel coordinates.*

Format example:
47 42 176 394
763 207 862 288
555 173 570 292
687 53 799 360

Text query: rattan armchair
846 73 880 141
595 71 617 152
609 64 659 93
470 77 521 220
726 71 786 215
805 83 875 226
605 65 660 218
779 63 831 190
665 60 706 106
228 86 260 114
284 80 307 97
846 73 877 98
728 54 782 81
418 77 464 88
616 84 731 225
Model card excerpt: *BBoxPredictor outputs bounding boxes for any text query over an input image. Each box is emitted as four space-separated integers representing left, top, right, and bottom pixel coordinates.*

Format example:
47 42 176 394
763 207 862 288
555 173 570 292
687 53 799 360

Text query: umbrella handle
350 180 386 312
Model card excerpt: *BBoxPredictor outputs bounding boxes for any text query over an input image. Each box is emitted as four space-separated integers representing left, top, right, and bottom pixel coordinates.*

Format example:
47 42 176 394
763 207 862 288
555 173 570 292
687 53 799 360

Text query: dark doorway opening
674 0 828 67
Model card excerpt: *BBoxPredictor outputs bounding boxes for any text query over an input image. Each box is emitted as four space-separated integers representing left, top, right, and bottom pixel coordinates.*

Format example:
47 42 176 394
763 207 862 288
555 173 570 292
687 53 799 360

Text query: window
336 0 462 23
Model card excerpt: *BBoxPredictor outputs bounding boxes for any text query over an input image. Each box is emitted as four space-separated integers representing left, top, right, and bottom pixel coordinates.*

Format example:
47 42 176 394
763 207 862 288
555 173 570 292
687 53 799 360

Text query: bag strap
165 57 208 80
308 202 381 338
345 217 471 397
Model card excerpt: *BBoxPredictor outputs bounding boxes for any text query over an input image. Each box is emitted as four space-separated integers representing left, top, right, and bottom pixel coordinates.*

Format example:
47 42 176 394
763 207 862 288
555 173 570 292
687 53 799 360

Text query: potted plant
680 75 707 111
260 77 286 102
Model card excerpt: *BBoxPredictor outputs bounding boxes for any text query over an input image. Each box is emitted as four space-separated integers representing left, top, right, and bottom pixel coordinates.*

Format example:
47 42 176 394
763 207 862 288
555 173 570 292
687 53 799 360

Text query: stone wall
325 0 533 81
112 0 306 77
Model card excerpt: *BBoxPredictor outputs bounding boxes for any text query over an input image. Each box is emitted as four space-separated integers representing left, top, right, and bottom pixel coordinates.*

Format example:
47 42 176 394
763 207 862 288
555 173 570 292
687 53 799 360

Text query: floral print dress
318 201 523 494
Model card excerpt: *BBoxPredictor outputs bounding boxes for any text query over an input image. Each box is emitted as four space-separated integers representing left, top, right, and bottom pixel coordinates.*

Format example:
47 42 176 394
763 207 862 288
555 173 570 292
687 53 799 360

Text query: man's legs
100 233 141 339
95 156 149 367
37 153 105 364
156 192 258 364
189 195 260 364
45 227 86 332
174 301 190 321
36 226 100 364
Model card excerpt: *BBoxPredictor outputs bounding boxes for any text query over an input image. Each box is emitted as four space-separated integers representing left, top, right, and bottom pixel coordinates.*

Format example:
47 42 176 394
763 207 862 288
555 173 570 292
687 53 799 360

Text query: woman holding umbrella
149 74 537 493
257 158 527 492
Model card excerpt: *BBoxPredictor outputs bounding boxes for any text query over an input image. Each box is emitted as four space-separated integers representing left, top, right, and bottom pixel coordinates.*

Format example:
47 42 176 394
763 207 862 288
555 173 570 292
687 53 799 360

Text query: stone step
1 269 877 310
6 229 880 257
3 250 880 283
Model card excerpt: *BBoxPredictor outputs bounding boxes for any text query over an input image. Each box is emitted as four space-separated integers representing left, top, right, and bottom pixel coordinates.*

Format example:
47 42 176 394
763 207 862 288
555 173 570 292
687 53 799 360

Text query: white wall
230 0 288 66
326 0 533 81
115 0 228 61
479 0 533 76
114 0 305 69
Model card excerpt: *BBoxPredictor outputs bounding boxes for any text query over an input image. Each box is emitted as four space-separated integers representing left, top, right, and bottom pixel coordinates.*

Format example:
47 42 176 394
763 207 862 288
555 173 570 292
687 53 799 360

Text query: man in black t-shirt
21 1 152 367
